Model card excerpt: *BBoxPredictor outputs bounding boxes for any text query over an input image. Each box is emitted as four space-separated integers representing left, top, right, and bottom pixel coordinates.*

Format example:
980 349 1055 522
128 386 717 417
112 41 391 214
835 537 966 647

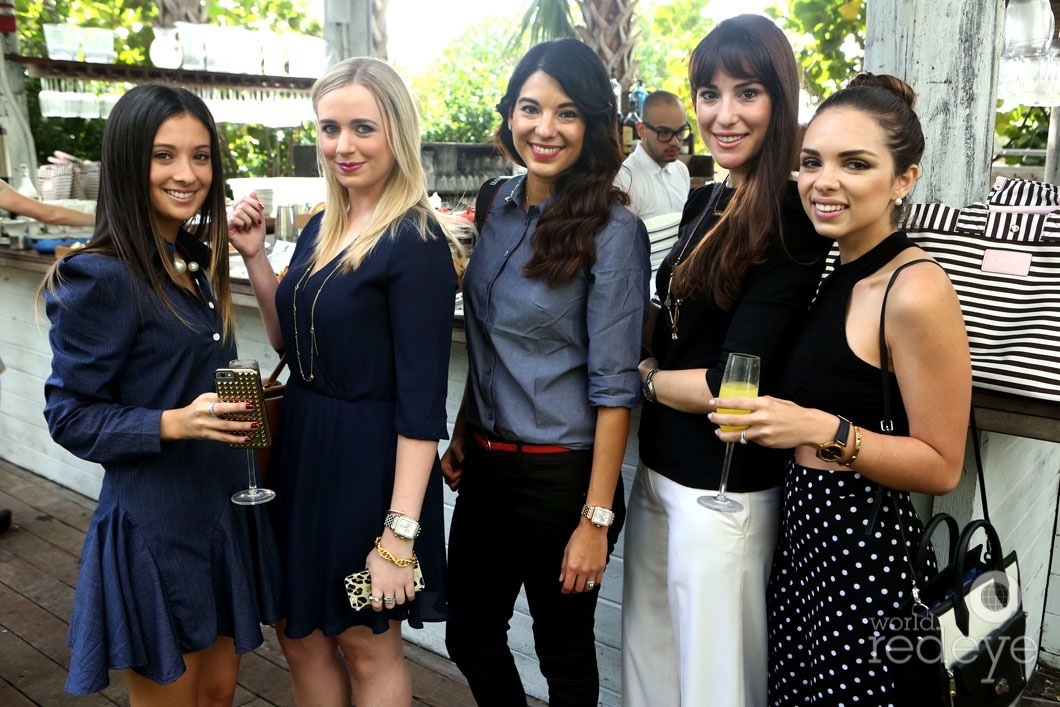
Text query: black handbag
872 261 1028 706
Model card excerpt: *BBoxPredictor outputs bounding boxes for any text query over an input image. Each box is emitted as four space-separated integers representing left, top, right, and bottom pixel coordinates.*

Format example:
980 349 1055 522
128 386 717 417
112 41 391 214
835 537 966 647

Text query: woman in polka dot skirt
709 73 971 705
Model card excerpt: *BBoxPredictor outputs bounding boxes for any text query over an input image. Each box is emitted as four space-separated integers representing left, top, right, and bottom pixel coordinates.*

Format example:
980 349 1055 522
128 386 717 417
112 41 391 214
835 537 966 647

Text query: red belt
472 431 572 454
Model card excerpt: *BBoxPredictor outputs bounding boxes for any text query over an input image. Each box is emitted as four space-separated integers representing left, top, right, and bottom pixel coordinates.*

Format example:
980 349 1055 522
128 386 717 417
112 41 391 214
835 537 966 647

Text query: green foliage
766 0 865 104
14 0 318 182
995 105 1050 165
512 0 578 45
408 17 528 144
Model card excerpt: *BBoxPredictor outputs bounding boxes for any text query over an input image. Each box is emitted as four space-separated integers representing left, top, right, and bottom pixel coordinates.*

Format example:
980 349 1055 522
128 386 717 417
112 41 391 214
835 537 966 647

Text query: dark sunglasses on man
641 121 692 143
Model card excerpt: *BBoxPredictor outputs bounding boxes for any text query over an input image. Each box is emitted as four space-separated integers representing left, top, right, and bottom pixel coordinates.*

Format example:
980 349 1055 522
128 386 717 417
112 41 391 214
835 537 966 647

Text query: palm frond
510 0 577 49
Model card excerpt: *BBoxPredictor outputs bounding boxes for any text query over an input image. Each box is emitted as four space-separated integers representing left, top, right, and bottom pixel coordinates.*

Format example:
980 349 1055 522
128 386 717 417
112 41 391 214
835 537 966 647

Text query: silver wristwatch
384 511 421 540
581 504 615 528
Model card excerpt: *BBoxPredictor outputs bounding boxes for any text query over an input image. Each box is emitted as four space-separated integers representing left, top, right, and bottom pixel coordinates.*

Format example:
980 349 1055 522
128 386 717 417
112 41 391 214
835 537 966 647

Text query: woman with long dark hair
42 84 279 704
441 38 650 706
623 15 831 707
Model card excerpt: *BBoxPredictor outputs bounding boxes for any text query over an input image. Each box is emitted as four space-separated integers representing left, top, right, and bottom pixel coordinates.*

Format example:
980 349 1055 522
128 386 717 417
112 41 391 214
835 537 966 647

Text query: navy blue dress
271 212 454 638
44 236 281 695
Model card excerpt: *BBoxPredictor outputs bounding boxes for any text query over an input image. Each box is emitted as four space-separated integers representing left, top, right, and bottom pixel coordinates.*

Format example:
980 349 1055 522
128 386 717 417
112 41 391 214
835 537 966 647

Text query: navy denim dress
44 236 280 695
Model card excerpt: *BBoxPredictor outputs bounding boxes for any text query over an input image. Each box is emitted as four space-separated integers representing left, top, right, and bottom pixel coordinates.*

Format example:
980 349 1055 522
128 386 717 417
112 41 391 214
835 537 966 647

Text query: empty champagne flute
228 358 276 506
698 353 760 513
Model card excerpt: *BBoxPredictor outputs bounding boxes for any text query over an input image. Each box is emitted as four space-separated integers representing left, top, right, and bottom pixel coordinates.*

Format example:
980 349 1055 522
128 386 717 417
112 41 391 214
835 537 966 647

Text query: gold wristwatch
816 416 852 463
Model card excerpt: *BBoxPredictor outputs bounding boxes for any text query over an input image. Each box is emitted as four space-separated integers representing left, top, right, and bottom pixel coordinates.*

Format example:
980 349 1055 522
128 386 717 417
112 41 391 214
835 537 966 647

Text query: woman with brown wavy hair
623 15 831 707
441 38 650 706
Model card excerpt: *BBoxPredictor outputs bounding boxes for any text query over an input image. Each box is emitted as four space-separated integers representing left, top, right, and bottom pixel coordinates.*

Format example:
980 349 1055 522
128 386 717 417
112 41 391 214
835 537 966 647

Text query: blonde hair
310 57 469 273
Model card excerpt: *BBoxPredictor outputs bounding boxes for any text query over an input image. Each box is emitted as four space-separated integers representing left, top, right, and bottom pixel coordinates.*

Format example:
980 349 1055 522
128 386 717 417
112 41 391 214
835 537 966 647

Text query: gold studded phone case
214 368 271 448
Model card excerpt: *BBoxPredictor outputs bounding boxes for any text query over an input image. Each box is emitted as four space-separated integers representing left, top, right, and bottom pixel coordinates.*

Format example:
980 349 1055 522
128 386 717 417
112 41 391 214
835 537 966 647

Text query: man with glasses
615 91 691 219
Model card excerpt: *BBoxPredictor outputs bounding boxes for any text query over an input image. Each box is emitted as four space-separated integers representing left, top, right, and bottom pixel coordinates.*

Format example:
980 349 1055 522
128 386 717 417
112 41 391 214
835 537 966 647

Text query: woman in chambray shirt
441 39 650 707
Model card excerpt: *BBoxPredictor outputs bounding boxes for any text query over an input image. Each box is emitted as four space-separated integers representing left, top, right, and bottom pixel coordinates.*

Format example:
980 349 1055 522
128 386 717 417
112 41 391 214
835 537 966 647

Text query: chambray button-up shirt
463 176 650 449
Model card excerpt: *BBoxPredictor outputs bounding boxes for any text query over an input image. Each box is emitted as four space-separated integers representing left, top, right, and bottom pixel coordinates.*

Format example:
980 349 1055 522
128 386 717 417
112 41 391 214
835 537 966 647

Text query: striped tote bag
898 176 1060 401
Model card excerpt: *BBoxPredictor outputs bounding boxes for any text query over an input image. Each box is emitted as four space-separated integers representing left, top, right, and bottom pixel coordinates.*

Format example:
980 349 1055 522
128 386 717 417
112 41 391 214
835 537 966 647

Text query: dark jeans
445 443 625 707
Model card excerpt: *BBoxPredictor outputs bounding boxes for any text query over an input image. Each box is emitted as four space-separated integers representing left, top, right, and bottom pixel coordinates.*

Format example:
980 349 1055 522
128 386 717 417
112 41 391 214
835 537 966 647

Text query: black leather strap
474 177 510 234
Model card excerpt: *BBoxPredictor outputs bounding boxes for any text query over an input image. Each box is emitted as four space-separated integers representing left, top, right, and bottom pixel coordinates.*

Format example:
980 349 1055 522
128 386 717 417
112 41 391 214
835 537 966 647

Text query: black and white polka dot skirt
767 461 928 706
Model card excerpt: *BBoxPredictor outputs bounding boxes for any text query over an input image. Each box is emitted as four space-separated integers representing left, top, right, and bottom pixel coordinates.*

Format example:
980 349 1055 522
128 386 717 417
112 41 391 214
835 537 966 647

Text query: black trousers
445 443 625 707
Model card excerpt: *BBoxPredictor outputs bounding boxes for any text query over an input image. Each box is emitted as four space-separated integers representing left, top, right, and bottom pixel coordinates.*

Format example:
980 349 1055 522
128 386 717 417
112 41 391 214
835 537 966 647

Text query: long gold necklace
292 260 341 382
663 181 727 340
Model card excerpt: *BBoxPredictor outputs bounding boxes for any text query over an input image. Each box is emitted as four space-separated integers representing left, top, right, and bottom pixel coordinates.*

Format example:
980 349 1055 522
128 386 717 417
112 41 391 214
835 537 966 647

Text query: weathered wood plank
235 649 294 707
0 619 116 706
0 488 88 559
0 677 38 706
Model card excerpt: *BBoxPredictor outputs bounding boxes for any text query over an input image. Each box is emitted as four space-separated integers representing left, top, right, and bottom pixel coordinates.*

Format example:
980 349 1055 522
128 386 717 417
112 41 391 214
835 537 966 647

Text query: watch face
590 507 613 526
394 516 418 538
817 444 843 462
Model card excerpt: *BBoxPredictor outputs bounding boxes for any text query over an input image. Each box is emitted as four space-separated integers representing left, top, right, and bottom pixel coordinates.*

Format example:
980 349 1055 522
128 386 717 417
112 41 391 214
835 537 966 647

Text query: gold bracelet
374 536 418 568
843 426 862 468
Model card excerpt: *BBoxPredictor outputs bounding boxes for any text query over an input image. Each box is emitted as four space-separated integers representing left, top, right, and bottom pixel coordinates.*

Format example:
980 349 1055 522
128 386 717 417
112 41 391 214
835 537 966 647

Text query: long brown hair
670 14 801 310
494 39 628 286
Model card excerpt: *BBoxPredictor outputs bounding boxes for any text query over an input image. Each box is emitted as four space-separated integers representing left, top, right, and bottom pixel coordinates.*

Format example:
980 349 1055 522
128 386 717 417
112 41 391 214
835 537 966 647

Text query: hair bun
846 72 917 109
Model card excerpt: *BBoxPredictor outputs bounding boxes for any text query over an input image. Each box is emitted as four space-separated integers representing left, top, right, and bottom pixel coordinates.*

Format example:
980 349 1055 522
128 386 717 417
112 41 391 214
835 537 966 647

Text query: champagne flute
228 358 276 506
698 353 760 513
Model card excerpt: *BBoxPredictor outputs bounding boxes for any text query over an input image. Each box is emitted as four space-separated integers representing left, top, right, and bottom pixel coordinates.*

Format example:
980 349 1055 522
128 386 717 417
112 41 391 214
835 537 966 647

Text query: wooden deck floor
0 457 488 706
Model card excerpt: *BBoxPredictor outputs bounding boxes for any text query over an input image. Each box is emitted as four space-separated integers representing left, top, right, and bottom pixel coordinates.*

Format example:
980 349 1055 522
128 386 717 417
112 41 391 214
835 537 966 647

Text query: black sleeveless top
782 232 913 436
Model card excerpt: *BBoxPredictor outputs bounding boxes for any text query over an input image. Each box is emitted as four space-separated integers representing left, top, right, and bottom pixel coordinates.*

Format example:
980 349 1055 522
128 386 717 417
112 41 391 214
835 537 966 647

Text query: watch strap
816 415 851 462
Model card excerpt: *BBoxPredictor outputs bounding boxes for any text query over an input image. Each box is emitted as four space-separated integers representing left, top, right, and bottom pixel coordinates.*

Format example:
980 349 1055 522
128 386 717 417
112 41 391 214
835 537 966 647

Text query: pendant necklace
663 179 728 341
292 260 340 382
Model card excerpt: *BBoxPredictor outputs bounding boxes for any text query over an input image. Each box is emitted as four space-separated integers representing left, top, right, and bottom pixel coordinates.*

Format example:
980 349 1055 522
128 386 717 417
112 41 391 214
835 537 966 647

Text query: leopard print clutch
344 567 425 611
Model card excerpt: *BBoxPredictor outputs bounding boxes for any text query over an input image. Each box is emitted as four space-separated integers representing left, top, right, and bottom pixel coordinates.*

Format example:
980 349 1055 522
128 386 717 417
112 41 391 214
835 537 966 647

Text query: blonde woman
229 57 468 705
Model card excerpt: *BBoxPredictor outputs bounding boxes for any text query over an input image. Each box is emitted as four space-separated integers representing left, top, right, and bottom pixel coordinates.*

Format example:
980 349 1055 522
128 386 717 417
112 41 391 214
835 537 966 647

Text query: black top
638 181 831 491
782 231 914 436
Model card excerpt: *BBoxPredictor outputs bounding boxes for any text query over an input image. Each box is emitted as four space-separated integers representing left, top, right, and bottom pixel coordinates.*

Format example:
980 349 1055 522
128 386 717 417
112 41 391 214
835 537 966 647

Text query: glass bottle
15 164 39 200
610 67 622 113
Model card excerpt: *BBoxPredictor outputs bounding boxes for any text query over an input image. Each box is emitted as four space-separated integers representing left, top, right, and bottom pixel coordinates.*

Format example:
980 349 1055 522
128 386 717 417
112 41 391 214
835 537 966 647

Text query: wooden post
864 1 1003 207
865 1 1060 676
323 0 370 65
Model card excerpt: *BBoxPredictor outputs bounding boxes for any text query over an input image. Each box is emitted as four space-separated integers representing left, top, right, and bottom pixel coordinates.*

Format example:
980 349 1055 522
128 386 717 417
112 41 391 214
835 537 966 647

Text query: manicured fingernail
245 403 254 410
244 437 252 443
251 422 260 429
256 218 262 225
257 202 265 211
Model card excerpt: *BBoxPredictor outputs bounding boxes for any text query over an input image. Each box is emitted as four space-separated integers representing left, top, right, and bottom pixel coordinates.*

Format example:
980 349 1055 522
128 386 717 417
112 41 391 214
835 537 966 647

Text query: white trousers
621 464 780 707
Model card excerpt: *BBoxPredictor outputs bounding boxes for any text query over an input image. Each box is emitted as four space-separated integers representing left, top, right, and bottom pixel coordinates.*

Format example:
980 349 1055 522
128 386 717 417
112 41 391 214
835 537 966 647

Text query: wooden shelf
973 389 1060 444
6 54 315 93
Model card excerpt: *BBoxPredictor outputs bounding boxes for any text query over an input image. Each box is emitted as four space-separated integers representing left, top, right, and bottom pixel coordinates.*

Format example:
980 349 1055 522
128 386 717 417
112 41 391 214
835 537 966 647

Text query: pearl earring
507 121 512 131
895 196 904 207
